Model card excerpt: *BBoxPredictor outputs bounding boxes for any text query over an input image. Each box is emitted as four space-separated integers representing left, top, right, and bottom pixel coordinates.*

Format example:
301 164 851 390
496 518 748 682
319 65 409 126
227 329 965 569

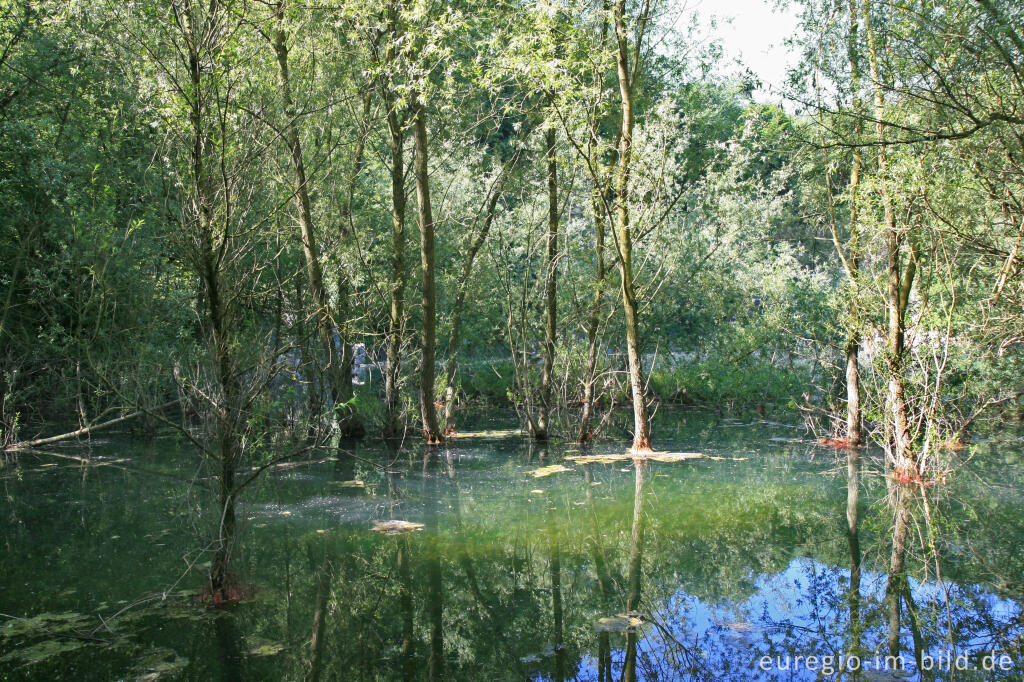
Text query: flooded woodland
3 413 1023 680
2 0 1024 679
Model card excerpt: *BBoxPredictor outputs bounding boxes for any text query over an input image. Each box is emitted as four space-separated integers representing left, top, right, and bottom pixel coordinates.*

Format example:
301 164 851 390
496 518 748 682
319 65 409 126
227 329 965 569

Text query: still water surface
2 411 1022 680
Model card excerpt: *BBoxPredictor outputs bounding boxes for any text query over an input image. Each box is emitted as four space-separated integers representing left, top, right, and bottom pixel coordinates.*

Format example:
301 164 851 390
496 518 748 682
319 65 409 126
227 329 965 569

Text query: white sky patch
680 0 801 102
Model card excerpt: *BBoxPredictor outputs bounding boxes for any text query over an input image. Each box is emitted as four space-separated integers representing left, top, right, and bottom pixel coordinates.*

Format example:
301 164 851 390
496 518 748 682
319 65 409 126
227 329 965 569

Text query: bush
457 358 517 405
650 356 809 407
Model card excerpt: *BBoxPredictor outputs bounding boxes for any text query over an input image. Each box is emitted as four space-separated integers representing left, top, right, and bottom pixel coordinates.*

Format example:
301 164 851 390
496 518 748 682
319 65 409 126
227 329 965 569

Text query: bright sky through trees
690 0 800 100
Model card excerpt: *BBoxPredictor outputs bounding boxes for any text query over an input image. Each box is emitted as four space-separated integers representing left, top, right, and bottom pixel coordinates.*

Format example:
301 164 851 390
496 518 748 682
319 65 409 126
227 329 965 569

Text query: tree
611 0 654 452
270 0 353 437
412 84 442 443
382 0 408 438
534 124 560 441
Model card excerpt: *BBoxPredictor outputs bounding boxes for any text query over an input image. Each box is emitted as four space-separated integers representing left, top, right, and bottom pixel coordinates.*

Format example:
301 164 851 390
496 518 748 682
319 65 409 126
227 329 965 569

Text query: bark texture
535 125 559 440
413 97 442 443
612 0 652 452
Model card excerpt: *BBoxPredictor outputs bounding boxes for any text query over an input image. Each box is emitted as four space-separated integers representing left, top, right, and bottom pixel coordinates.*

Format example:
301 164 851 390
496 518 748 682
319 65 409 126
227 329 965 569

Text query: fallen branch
3 400 179 452
950 393 1019 444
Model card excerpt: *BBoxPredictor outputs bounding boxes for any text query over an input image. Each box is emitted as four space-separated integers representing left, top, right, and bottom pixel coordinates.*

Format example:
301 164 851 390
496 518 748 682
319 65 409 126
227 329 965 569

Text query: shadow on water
1 410 1023 680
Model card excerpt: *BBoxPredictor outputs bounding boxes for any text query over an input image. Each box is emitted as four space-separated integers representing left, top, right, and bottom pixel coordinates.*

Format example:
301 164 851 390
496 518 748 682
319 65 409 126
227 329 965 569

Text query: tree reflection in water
2 418 1023 680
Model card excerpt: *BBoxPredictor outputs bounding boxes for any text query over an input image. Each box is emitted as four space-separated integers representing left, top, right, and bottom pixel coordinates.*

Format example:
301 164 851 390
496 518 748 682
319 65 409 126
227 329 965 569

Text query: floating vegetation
0 611 94 639
245 637 285 657
595 614 644 633
527 464 573 478
566 454 631 464
0 610 126 667
131 647 189 680
371 520 425 535
333 479 365 488
450 429 524 439
567 452 703 464
644 452 703 462
0 637 86 665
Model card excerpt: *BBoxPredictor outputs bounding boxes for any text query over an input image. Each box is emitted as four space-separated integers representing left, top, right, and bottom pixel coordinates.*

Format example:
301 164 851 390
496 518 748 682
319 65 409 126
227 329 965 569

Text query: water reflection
622 460 647 682
1 415 1023 680
845 447 863 666
306 541 333 682
424 452 445 680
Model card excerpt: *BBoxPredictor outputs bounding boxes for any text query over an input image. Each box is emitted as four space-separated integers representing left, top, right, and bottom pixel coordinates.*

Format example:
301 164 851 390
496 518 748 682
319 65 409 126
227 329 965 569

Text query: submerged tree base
197 582 252 608
628 440 653 455
817 437 862 449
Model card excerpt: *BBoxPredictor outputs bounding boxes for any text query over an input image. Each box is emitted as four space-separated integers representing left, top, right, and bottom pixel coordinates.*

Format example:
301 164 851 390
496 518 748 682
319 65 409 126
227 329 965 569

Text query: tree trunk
863 0 915 477
578 8 611 445
334 86 373 439
844 0 864 447
613 0 652 452
383 5 406 438
578 190 607 443
413 97 442 444
179 0 241 597
442 154 518 434
535 126 559 440
272 2 349 434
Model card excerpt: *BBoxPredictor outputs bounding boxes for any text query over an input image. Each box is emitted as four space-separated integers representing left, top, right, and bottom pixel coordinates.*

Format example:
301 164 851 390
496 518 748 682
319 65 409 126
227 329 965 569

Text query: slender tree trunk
334 87 373 438
863 0 915 477
578 191 607 443
844 0 864 447
383 11 407 438
206 197 238 597
207 210 240 597
535 126 559 440
844 340 862 444
578 7 611 445
613 0 652 452
178 0 241 597
272 2 348 433
442 159 515 433
412 97 442 444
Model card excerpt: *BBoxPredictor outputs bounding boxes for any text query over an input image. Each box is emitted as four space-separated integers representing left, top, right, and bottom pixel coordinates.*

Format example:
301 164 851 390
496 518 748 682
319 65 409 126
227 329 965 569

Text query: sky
688 0 802 102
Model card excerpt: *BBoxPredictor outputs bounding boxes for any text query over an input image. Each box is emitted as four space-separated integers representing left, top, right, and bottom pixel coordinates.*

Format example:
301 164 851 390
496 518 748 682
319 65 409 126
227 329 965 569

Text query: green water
1 411 1022 680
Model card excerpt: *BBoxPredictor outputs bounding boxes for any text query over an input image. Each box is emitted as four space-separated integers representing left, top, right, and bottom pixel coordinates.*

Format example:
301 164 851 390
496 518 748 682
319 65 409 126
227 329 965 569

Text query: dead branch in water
3 400 179 452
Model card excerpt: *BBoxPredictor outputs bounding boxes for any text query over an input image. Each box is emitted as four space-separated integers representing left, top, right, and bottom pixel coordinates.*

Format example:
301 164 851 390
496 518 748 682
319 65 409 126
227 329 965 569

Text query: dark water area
2 410 1022 680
